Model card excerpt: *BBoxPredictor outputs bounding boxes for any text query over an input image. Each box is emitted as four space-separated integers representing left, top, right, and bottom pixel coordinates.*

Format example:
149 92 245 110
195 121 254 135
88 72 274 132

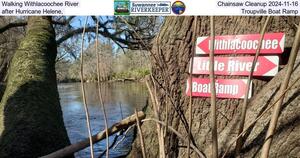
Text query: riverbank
57 75 149 84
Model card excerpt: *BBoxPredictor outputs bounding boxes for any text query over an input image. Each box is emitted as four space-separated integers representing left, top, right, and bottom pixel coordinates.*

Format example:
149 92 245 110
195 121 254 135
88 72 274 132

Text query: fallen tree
40 111 145 158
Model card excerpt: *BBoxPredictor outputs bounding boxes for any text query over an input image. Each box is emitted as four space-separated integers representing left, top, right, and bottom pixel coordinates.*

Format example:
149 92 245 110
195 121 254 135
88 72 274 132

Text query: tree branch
1 16 154 49
56 26 140 49
0 21 27 34
51 16 76 25
0 17 76 34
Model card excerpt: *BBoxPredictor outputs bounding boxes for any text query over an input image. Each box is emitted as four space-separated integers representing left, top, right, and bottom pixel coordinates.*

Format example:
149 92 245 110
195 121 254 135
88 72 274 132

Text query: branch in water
40 111 146 158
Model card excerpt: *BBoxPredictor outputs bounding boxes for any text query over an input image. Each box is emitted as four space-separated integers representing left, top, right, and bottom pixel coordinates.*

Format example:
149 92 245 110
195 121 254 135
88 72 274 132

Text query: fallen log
113 78 136 82
40 111 146 158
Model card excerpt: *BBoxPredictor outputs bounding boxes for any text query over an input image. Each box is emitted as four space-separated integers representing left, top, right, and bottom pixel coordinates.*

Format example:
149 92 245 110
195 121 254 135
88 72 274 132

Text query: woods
0 16 300 158
55 44 150 82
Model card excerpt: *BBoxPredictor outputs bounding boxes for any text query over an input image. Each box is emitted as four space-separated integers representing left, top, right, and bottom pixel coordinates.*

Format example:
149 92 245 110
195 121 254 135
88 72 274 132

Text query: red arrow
196 33 285 54
190 56 279 76
253 56 278 76
197 37 210 54
235 79 251 98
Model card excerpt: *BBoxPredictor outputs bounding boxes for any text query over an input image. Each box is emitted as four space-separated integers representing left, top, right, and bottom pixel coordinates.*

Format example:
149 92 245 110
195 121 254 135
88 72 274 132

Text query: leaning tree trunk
128 16 300 158
0 17 72 157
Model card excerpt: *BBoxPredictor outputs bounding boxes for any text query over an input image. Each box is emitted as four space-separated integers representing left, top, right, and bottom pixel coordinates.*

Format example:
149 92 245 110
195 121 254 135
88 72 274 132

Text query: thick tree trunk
128 16 300 158
216 50 300 158
0 17 72 157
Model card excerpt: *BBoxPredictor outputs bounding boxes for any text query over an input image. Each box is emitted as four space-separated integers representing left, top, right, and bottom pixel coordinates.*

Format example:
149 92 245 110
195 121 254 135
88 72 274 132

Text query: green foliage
112 68 150 80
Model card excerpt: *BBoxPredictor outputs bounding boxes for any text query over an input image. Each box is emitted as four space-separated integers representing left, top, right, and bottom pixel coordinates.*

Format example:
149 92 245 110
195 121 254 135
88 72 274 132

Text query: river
58 82 148 158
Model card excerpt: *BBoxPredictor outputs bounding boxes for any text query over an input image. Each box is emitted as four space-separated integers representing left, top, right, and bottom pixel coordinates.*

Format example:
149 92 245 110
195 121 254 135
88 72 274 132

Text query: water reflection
58 82 148 158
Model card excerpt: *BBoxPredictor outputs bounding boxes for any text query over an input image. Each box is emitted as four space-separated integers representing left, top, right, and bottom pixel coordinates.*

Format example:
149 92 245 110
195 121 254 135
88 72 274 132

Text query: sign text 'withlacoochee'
196 33 285 54
190 56 279 76
186 78 252 99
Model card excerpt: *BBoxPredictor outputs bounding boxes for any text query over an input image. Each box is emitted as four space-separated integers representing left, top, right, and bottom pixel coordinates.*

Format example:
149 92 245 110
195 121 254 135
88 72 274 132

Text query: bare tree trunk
209 16 218 158
0 17 72 157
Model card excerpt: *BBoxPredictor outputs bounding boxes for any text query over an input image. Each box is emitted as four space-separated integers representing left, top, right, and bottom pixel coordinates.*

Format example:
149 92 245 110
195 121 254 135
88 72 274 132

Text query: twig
154 30 168 147
119 16 191 134
98 130 124 158
221 75 300 158
113 125 136 149
120 17 200 156
95 17 110 158
146 80 165 158
235 16 272 157
79 16 94 158
135 109 147 158
118 16 164 72
209 16 218 158
141 118 206 158
146 80 160 120
187 16 198 158
260 20 300 158
164 98 168 138
151 75 166 158
40 112 146 158
121 15 193 156
217 109 230 122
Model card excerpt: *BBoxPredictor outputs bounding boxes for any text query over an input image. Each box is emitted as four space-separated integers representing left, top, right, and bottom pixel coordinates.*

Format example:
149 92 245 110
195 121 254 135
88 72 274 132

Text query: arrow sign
190 56 279 76
196 33 285 54
186 78 252 99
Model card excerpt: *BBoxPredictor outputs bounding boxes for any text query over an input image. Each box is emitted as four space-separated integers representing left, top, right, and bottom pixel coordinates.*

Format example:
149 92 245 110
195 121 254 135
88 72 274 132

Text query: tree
55 41 150 82
113 49 150 79
0 16 159 157
128 16 300 158
0 16 160 84
0 17 25 83
0 17 73 157
83 42 114 82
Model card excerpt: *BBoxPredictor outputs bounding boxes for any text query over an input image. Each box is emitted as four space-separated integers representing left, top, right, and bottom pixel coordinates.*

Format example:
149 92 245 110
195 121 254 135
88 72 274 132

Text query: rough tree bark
128 16 300 158
0 17 72 157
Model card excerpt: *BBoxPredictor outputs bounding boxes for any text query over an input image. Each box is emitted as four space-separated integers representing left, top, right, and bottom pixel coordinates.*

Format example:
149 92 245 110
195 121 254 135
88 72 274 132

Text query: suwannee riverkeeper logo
114 0 172 15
